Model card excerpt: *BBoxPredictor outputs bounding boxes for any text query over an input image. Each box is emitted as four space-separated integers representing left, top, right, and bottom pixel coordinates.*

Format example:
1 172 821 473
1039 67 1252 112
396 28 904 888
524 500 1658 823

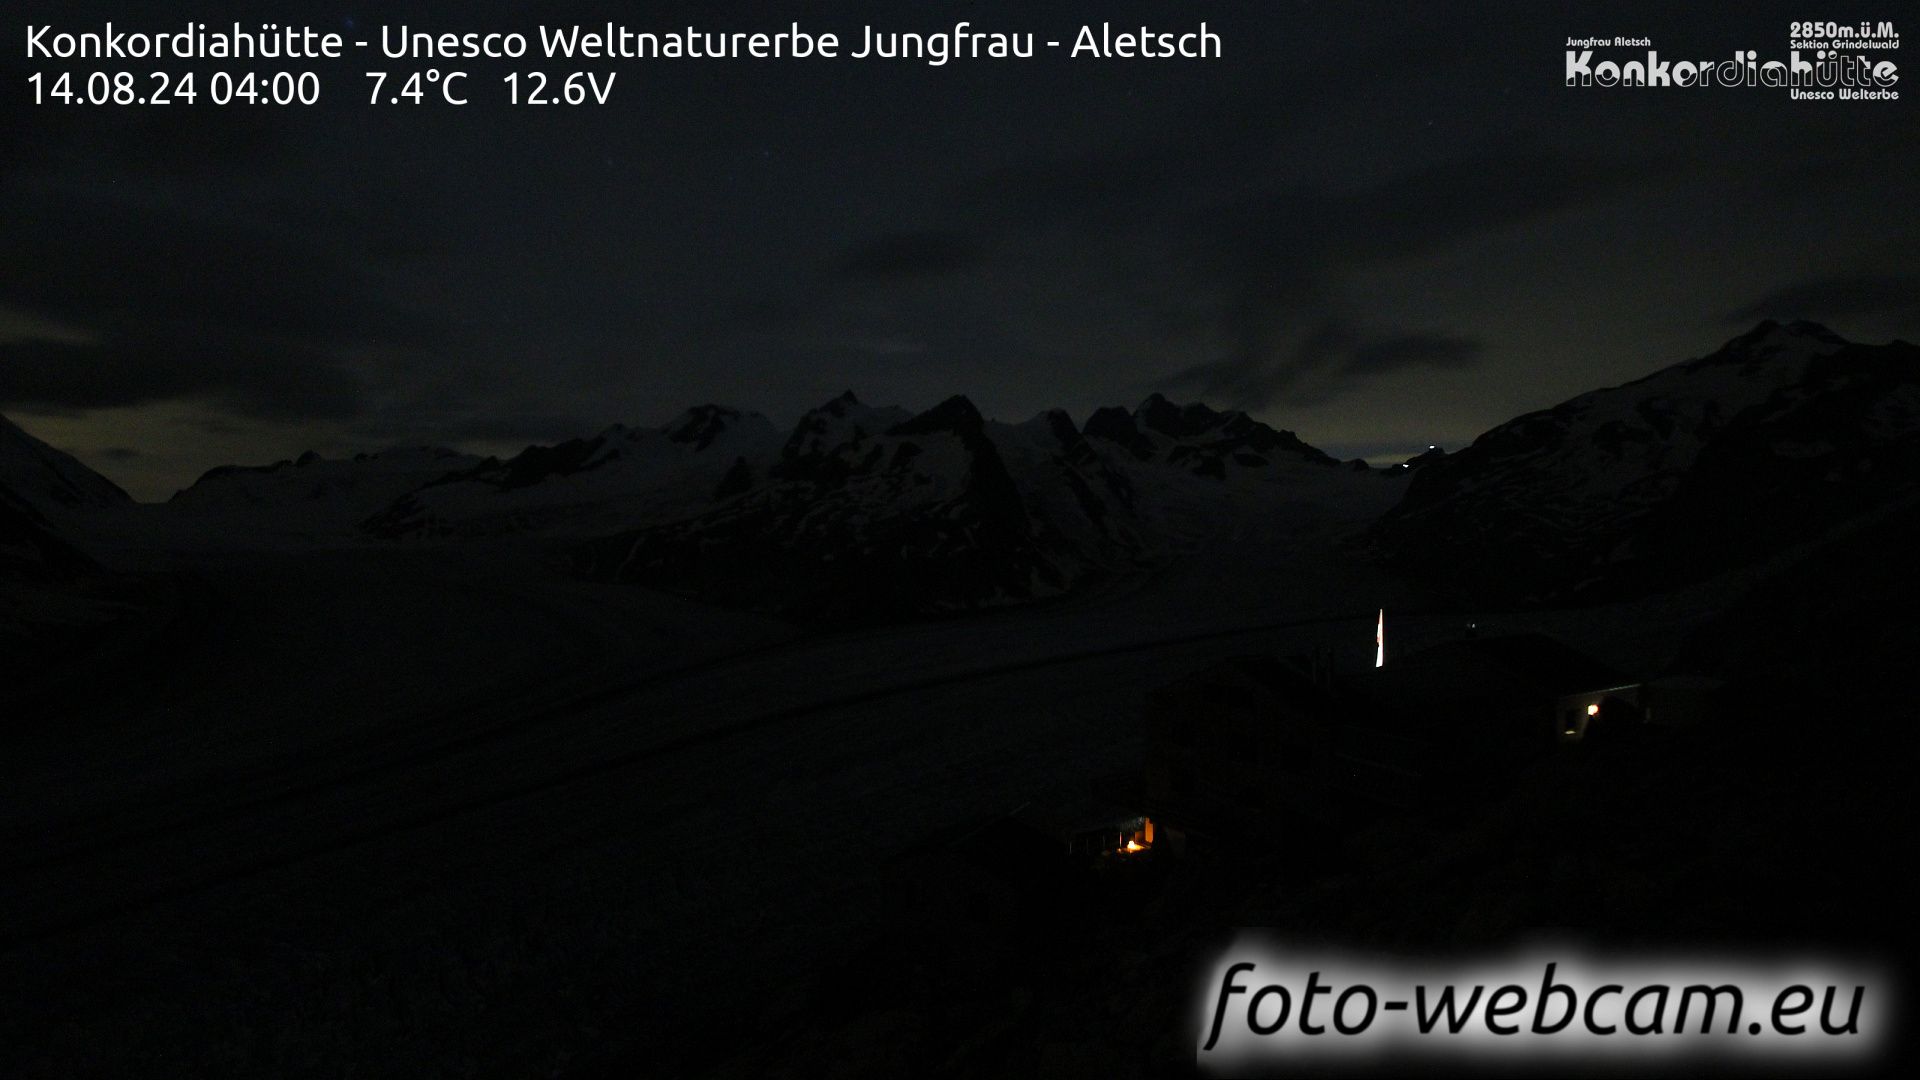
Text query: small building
1003 802 1158 859
1556 674 1724 741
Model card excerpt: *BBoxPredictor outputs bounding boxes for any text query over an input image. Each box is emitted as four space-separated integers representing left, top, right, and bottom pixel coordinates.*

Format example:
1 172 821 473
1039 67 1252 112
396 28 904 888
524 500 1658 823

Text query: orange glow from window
1117 817 1155 854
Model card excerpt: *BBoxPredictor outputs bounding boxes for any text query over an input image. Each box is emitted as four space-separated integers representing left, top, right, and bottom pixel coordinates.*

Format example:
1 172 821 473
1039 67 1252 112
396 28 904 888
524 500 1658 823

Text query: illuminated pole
1375 608 1385 668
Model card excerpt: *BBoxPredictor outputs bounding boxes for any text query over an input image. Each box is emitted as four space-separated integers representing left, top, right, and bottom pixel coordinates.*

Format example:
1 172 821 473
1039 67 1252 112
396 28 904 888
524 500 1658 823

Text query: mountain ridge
16 318 1909 620
0 414 132 514
1368 320 1919 603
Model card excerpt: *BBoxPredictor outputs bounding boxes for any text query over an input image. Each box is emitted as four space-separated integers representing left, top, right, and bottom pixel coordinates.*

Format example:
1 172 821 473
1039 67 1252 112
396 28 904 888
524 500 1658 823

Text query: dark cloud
1163 323 1483 411
959 105 1271 230
1346 334 1483 377
0 189 447 422
1166 319 1351 410
8 106 295 181
369 410 598 448
867 130 1640 417
1728 275 1918 324
1101 142 1626 410
3 0 1914 500
0 193 435 350
1179 144 1660 330
0 333 364 420
833 231 983 282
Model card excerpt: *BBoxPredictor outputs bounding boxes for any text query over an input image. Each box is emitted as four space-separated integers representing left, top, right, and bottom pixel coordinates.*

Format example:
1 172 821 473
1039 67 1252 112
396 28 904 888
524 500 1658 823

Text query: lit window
1118 817 1155 855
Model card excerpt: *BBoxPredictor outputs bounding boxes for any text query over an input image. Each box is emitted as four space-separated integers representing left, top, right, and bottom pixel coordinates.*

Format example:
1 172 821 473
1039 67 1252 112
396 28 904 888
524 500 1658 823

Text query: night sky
4 0 1916 500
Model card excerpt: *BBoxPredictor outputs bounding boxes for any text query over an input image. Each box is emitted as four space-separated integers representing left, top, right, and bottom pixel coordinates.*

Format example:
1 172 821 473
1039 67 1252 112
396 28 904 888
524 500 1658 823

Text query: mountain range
5 320 1915 622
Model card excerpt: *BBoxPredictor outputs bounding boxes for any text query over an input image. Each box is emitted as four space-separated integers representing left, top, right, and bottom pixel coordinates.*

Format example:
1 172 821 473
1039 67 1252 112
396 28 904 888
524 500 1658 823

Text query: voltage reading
504 72 616 105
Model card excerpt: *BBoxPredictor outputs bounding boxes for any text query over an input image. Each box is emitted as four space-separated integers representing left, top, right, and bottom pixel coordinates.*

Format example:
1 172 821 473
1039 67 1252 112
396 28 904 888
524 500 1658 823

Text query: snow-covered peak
663 404 773 450
1081 394 1338 475
1135 393 1228 439
995 409 1094 460
780 391 915 468
578 407 778 471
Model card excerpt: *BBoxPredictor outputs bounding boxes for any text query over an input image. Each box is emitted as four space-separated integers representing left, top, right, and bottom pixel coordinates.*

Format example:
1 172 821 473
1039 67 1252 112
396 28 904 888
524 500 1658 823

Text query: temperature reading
366 70 468 105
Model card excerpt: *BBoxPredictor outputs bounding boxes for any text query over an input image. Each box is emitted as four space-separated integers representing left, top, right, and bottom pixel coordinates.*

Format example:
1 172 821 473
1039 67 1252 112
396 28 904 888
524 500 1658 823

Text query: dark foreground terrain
3 511 1911 1077
3 322 1914 1075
